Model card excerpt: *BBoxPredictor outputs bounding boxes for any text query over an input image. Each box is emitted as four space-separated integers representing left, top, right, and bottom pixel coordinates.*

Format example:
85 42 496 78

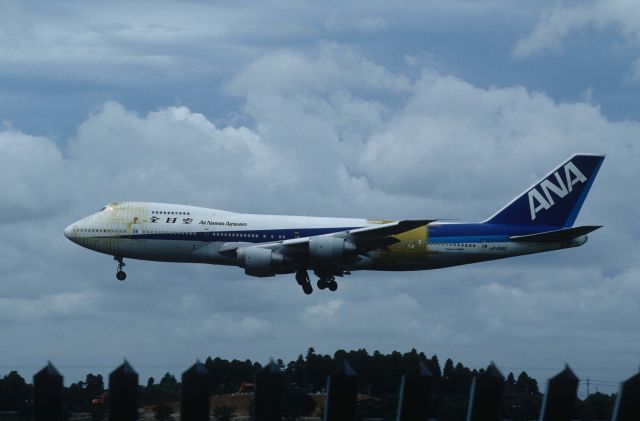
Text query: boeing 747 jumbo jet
64 154 604 294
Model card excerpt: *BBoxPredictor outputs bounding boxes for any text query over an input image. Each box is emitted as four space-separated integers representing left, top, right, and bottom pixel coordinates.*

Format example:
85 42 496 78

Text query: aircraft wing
340 219 436 239
219 219 435 257
263 219 435 253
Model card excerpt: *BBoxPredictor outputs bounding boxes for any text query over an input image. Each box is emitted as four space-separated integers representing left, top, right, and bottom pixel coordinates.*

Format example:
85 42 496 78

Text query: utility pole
586 378 590 397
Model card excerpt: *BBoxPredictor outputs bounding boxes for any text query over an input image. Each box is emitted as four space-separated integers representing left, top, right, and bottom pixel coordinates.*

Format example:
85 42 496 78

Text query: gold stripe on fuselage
376 224 428 265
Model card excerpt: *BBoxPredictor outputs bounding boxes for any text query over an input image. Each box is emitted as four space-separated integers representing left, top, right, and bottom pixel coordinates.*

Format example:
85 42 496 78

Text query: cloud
196 314 273 339
0 292 99 322
1 41 639 385
0 128 68 221
64 101 291 211
514 0 640 58
227 43 410 98
303 293 425 336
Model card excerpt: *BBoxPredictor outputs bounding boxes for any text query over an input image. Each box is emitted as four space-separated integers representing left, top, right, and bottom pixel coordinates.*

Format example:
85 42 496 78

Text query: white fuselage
64 202 586 275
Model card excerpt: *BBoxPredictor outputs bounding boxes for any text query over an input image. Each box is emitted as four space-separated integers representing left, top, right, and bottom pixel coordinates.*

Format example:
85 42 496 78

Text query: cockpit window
98 202 119 212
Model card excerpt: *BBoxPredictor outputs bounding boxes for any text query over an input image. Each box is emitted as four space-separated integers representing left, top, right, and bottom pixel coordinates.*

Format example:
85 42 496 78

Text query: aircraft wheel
317 279 327 290
328 280 338 291
116 271 127 281
302 283 313 295
295 270 308 286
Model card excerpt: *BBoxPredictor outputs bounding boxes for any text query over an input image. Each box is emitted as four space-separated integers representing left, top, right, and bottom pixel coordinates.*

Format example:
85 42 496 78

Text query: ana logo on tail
528 161 587 220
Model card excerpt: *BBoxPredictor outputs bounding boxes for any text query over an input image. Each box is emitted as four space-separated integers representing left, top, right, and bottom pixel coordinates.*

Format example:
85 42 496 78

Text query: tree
578 392 615 421
0 371 31 412
157 372 180 403
282 386 316 420
503 371 542 421
159 373 178 391
430 354 442 379
212 404 234 421
442 359 455 381
85 373 105 404
65 381 86 411
154 404 173 421
90 405 106 421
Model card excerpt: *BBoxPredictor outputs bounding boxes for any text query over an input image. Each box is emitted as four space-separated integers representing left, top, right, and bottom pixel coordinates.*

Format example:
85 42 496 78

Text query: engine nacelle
237 247 291 277
309 236 357 261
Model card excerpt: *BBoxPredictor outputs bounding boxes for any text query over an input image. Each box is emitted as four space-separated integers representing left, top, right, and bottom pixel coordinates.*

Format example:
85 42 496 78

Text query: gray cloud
0 2 638 392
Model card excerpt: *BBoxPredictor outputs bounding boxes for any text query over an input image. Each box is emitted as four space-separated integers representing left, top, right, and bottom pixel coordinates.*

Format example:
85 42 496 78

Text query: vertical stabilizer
484 154 604 227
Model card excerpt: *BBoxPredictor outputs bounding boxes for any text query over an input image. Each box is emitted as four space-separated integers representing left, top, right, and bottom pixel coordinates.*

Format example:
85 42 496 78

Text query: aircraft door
127 218 147 258
131 223 142 236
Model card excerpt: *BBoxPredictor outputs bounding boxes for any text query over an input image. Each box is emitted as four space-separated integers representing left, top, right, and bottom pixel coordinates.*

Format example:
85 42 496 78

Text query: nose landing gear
114 256 126 281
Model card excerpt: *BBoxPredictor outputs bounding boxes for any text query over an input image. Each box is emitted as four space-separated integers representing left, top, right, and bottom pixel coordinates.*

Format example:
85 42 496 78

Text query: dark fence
27 360 640 421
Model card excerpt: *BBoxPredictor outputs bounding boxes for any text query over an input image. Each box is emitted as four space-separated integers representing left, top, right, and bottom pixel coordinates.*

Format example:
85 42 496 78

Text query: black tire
302 284 313 295
317 279 326 290
295 271 307 286
328 280 338 291
116 271 126 281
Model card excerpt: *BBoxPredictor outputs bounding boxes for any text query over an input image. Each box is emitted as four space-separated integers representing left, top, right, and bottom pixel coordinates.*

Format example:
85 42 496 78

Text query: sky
1 0 639 396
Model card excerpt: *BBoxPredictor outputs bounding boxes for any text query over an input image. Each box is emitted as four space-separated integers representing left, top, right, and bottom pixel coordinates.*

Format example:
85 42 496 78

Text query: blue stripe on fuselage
428 223 560 243
89 223 563 244
126 226 360 242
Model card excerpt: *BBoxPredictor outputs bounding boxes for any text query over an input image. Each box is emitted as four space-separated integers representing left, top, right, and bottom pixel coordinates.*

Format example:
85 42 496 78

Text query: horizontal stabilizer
510 225 602 242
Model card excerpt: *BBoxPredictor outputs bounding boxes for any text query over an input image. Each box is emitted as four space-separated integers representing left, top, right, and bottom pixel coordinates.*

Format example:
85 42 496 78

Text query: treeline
0 348 616 420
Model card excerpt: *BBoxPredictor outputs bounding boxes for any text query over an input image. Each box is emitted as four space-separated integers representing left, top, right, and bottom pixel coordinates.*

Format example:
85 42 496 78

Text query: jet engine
309 236 357 260
237 247 291 277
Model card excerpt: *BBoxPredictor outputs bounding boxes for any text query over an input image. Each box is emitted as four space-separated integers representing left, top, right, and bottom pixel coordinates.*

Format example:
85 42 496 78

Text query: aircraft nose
64 224 74 240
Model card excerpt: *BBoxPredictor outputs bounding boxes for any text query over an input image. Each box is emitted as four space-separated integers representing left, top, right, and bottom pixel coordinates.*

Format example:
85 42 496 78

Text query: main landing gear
114 256 126 281
296 270 339 294
317 276 338 292
296 270 313 295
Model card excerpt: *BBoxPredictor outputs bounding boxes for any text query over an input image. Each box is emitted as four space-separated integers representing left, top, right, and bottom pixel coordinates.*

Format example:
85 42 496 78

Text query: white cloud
0 129 68 221
514 0 640 58
227 43 410 98
65 101 291 210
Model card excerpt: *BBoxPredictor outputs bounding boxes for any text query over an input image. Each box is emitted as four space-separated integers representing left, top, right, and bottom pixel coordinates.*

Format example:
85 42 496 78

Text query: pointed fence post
109 360 138 421
33 362 64 421
324 360 358 421
464 362 504 421
181 361 212 421
538 365 579 421
396 361 434 421
611 371 640 421
253 360 284 421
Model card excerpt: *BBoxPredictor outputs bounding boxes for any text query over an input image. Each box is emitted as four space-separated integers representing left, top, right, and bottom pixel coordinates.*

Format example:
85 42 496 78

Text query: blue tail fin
485 154 604 227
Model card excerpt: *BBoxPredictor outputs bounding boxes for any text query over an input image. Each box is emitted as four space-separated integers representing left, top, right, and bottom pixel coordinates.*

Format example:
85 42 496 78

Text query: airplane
64 153 604 294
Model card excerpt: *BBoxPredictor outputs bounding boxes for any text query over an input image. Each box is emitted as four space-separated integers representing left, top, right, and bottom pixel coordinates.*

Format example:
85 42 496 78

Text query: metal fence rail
27 360 640 421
